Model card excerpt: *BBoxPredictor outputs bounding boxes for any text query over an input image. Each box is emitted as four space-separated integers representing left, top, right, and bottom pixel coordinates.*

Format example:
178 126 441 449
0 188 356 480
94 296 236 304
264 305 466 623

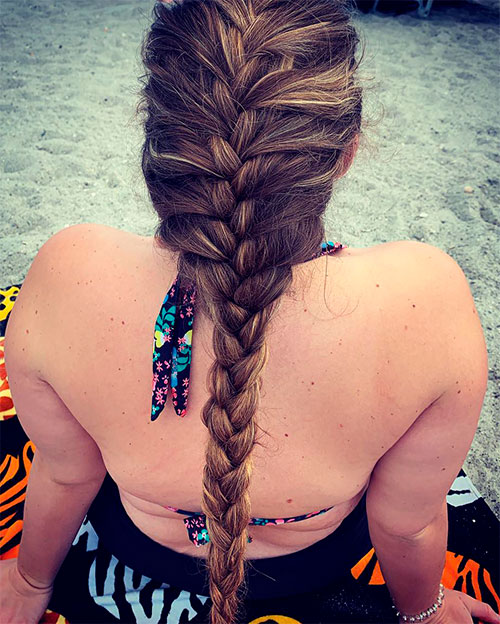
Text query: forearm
368 501 448 617
17 452 104 588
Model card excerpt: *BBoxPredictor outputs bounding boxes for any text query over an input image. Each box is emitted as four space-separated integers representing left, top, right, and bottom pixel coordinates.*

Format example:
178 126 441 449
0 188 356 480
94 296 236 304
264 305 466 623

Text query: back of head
139 0 362 621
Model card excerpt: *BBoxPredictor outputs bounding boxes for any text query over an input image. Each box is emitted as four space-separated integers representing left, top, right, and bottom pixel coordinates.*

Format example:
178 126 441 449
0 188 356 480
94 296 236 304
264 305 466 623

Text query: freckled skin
20 228 470 558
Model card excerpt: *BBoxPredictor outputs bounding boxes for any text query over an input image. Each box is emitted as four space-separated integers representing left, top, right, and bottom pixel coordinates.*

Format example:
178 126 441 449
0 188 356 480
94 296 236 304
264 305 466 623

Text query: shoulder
358 240 486 394
349 239 475 315
7 224 139 322
33 224 177 283
348 239 465 282
370 239 478 324
4 224 156 371
34 223 146 267
17 223 159 292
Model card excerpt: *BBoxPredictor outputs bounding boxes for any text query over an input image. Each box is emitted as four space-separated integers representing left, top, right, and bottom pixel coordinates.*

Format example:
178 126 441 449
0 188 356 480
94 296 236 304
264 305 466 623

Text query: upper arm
4 226 107 485
366 243 488 537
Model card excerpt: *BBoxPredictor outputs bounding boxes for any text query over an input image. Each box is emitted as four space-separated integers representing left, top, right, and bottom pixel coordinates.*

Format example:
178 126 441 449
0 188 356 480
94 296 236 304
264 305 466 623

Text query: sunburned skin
28 224 446 560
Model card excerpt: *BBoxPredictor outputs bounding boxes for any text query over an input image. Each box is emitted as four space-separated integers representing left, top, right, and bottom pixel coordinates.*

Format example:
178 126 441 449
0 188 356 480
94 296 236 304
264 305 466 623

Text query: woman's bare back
13 224 453 559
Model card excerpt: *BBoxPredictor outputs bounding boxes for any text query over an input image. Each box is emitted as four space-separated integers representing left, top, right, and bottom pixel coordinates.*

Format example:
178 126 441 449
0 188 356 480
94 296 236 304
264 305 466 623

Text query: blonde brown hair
139 0 362 621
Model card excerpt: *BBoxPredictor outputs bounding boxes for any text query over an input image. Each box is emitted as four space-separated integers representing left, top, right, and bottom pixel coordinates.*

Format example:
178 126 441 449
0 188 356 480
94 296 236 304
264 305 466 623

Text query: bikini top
151 240 345 547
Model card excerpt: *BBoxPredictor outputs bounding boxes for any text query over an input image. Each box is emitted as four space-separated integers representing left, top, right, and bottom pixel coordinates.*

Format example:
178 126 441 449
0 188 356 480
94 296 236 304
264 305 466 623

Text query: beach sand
1 0 499 517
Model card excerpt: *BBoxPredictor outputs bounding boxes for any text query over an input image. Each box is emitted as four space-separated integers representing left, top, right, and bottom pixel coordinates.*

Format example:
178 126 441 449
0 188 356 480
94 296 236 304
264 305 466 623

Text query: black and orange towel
0 283 499 623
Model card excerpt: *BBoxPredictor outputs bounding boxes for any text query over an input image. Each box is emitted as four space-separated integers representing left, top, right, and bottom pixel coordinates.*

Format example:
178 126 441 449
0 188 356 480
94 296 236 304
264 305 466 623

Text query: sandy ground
1 1 499 517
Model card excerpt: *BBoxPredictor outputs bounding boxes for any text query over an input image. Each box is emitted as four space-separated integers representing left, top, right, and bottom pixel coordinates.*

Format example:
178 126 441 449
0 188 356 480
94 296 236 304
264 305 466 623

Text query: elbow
367 498 448 541
49 470 106 489
36 452 107 488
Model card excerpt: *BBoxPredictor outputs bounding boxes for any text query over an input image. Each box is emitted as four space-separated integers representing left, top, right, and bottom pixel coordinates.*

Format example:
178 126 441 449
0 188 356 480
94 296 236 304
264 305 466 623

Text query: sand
1 0 499 517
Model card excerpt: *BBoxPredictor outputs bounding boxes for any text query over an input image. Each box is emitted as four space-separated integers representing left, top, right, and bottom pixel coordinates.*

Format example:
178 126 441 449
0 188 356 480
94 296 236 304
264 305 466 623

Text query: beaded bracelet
392 583 445 622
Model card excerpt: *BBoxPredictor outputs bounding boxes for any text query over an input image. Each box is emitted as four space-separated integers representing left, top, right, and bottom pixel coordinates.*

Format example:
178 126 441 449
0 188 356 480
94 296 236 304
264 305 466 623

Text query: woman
1 0 499 623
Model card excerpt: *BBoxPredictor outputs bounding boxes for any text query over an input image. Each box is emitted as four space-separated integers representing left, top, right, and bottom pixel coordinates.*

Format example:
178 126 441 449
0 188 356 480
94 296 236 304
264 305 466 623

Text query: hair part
139 0 362 621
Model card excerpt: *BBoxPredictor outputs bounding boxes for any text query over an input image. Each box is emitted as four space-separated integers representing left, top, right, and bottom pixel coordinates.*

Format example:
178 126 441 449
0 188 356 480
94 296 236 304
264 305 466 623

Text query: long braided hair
139 1 362 621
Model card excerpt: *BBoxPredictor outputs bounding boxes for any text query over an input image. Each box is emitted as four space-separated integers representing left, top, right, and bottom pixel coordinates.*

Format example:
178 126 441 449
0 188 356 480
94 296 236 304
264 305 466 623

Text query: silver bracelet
392 583 445 622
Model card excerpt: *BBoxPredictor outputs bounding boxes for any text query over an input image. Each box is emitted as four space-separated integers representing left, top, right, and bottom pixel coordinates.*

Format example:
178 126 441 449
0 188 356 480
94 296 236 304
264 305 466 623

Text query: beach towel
1 283 498 623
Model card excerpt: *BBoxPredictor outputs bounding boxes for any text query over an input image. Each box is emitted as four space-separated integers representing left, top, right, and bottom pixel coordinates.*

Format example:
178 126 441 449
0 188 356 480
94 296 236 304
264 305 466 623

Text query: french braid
139 0 362 621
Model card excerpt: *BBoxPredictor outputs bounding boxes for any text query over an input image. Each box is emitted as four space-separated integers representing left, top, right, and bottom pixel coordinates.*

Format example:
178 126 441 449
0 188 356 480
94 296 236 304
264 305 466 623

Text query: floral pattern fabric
151 277 195 420
165 504 334 547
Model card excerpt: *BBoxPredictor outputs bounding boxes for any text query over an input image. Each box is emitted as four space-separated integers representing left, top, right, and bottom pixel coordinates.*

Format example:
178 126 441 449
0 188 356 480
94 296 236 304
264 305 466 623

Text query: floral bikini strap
165 505 333 548
151 277 196 420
